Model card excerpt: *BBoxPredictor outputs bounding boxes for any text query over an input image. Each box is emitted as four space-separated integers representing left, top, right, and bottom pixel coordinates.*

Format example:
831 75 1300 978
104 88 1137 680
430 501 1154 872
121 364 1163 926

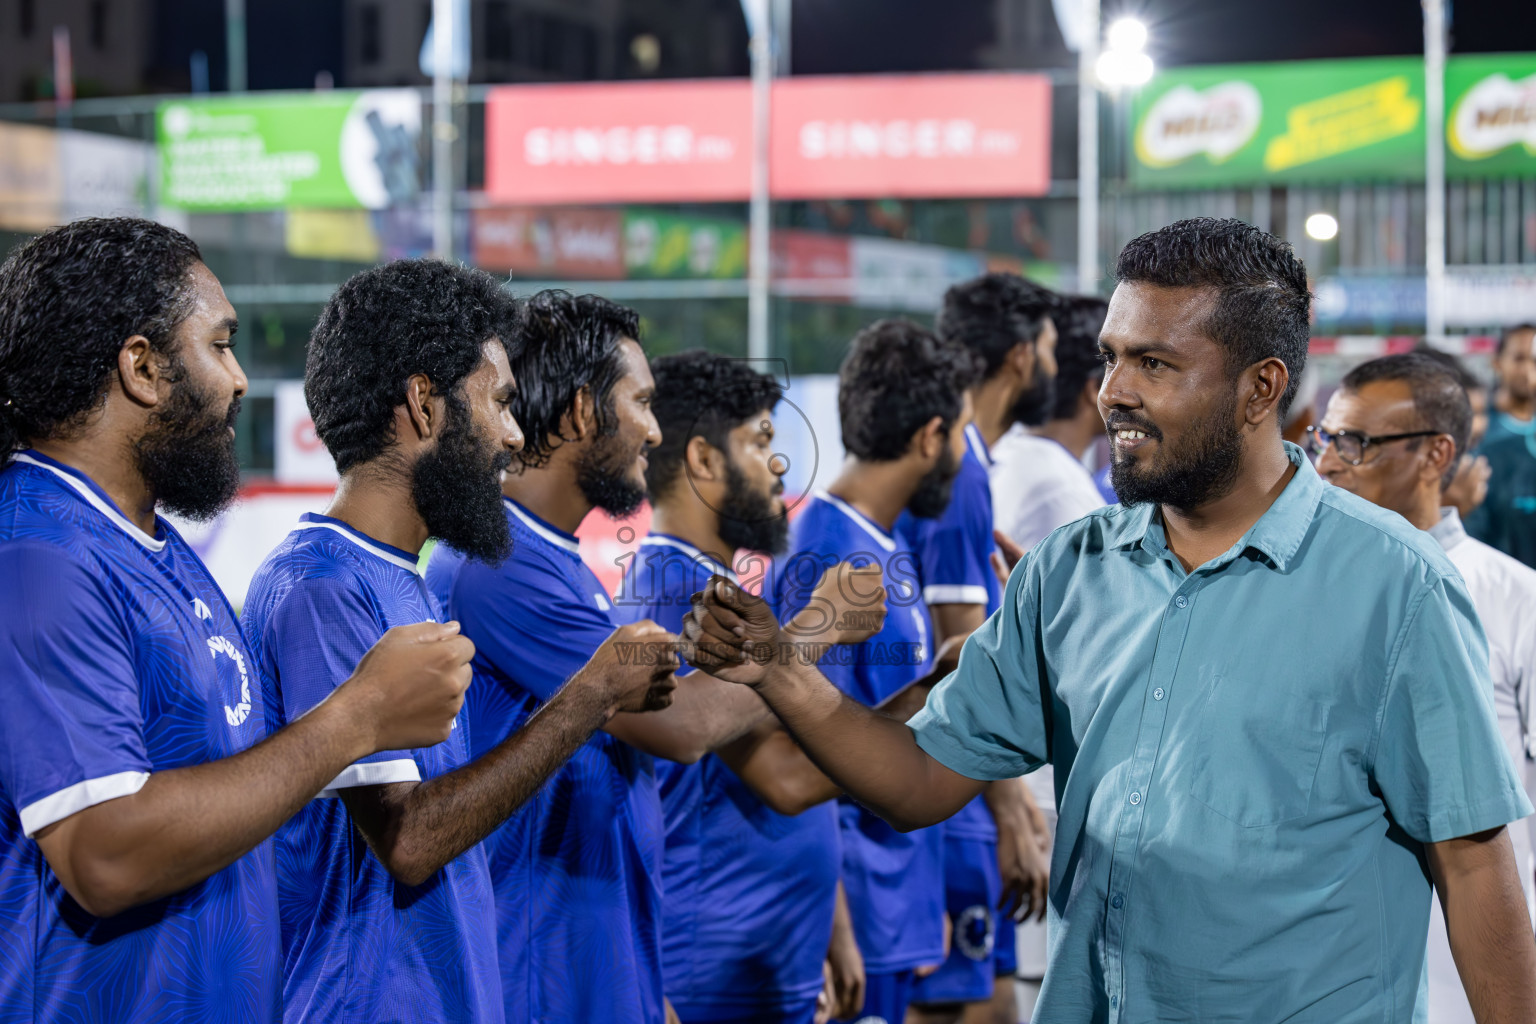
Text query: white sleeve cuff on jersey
922 584 990 606
316 758 422 798
20 770 151 838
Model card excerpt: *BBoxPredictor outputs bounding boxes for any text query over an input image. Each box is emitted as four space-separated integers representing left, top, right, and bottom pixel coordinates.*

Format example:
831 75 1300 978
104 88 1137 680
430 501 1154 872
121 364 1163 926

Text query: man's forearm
609 672 771 763
38 695 375 917
354 678 615 886
1434 828 1536 1023
754 658 980 831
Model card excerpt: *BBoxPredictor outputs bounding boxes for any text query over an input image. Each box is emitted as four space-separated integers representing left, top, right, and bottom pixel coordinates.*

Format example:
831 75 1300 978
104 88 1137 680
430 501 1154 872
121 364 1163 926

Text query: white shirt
988 427 1107 553
1425 506 1536 1024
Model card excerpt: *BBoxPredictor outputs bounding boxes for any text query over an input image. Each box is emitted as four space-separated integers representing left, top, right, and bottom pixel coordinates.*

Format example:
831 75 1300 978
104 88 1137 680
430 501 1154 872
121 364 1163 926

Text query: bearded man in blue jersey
768 320 979 1024
242 262 680 1023
616 350 902 1024
426 292 773 1024
0 218 471 1023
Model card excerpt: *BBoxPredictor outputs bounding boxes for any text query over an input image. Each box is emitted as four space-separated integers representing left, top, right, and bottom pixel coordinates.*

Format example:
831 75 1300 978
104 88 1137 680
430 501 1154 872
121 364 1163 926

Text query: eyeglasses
1305 425 1441 466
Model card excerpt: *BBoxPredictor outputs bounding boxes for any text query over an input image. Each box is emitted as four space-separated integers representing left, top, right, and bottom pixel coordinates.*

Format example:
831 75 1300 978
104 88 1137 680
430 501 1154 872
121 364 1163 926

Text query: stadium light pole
1078 0 1100 296
1423 0 1447 344
431 0 455 259
742 0 773 362
225 0 247 93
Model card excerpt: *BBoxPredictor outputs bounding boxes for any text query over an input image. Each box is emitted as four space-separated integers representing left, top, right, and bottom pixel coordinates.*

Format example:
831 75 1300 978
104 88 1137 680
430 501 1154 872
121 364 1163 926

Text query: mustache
224 397 242 430
1105 412 1161 440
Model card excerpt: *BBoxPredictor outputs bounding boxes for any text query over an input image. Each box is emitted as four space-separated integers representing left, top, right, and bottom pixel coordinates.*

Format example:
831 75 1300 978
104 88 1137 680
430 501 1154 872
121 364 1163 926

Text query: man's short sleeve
908 475 994 607
264 577 421 791
1372 574 1533 843
907 554 1050 781
0 543 152 837
454 556 620 701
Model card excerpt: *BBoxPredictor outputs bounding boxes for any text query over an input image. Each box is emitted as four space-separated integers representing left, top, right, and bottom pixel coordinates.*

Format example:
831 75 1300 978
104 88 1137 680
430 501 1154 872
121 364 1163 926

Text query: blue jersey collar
964 422 992 468
293 512 423 574
12 450 168 552
813 490 897 553
504 497 583 557
642 533 736 580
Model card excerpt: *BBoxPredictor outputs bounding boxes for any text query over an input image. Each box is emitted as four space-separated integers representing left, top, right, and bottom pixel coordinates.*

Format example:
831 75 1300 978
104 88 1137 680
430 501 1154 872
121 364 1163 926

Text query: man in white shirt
990 295 1109 552
1314 351 1536 1024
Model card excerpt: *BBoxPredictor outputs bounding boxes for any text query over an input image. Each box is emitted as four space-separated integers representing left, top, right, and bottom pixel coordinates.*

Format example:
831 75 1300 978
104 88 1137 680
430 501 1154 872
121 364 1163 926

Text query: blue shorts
909 835 1000 1005
834 968 914 1024
994 905 1018 977
683 1001 818 1024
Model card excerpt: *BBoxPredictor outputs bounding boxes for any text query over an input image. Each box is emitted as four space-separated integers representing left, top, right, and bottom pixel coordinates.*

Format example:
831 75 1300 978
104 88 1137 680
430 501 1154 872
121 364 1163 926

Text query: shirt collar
1428 506 1468 553
504 497 582 557
292 512 422 575
641 533 736 581
964 422 992 468
1114 441 1323 573
12 450 168 552
814 490 897 553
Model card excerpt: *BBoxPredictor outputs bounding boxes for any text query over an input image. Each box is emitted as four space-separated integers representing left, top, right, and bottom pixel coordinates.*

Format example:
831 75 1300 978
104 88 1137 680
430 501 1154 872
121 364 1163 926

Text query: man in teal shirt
683 219 1536 1023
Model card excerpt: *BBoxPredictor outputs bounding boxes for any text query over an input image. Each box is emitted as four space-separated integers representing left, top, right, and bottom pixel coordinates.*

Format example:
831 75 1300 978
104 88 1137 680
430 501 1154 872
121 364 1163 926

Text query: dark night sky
147 0 1535 92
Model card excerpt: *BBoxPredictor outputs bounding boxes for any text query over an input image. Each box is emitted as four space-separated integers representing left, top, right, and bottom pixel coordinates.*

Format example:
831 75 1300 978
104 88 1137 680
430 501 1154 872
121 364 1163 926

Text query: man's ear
1243 357 1290 428
913 415 946 460
683 435 725 483
1005 340 1035 382
1422 435 1458 485
116 335 163 407
560 384 595 443
402 373 438 440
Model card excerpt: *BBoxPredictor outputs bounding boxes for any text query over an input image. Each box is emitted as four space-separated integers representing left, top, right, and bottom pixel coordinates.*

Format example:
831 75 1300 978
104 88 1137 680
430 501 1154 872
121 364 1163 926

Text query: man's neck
323 467 430 555
972 375 1019 449
1159 438 1295 574
1496 389 1535 422
826 458 919 532
648 500 732 568
501 458 593 535
32 434 158 535
1403 492 1445 533
1032 412 1100 462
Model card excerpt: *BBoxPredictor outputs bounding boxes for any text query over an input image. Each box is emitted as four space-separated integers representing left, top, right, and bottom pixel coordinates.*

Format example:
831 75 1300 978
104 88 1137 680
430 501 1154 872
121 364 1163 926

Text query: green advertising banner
622 211 748 279
1131 57 1426 189
1447 54 1536 178
157 91 421 210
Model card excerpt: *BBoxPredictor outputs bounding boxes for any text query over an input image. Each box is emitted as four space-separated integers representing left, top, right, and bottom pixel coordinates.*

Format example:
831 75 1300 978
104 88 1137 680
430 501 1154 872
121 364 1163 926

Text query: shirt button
1153 687 1165 701
1129 791 1141 805
1175 595 1188 608
1111 894 1124 909
1110 995 1119 1008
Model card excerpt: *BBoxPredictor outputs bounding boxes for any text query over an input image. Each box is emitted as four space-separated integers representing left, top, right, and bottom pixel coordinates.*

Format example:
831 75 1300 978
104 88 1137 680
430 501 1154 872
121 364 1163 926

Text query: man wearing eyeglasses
682 219 1536 1023
1313 351 1536 1024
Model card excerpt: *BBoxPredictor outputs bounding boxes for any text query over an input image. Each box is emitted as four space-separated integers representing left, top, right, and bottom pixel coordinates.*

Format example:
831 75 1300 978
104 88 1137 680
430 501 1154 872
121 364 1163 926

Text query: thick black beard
575 429 648 518
134 370 243 523
1108 391 1244 513
906 443 960 520
412 400 514 565
1007 370 1058 428
715 459 789 556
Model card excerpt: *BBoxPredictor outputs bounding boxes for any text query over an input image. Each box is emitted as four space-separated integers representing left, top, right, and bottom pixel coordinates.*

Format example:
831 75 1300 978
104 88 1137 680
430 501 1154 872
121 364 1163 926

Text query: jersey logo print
192 597 213 621
208 635 253 726
594 592 612 611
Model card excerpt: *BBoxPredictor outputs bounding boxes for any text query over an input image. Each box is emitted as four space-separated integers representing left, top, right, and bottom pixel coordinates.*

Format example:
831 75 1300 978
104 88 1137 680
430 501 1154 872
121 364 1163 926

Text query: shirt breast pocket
1188 679 1331 828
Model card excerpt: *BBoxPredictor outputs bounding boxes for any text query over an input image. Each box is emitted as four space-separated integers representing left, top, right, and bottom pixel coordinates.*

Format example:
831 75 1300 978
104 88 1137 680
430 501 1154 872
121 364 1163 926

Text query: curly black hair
1115 217 1311 417
305 259 522 474
510 289 640 469
0 217 204 460
839 319 982 462
646 350 782 500
1049 294 1110 421
1342 352 1471 489
936 272 1058 379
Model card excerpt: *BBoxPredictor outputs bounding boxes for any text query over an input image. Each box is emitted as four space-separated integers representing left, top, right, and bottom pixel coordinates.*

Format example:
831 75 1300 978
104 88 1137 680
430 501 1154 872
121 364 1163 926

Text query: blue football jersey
615 535 841 1018
0 451 281 1023
426 498 664 1024
897 423 1001 843
242 513 502 1024
773 492 945 974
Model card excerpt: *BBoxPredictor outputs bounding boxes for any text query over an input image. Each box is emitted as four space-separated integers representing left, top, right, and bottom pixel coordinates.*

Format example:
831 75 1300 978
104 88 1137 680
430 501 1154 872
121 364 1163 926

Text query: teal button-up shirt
910 443 1531 1024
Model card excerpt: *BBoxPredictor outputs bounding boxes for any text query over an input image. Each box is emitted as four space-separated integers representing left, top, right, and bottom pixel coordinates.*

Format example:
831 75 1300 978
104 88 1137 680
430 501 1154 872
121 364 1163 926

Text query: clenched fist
341 621 475 753
578 620 681 715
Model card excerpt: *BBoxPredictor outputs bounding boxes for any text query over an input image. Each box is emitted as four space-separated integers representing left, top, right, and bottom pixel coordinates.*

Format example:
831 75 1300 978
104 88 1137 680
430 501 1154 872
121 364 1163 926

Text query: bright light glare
1097 50 1155 87
1106 18 1149 54
1305 212 1340 241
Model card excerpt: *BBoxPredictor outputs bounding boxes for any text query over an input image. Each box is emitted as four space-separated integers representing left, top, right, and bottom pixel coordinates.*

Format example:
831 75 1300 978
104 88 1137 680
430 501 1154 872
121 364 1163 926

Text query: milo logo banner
1132 57 1425 188
1447 54 1536 178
